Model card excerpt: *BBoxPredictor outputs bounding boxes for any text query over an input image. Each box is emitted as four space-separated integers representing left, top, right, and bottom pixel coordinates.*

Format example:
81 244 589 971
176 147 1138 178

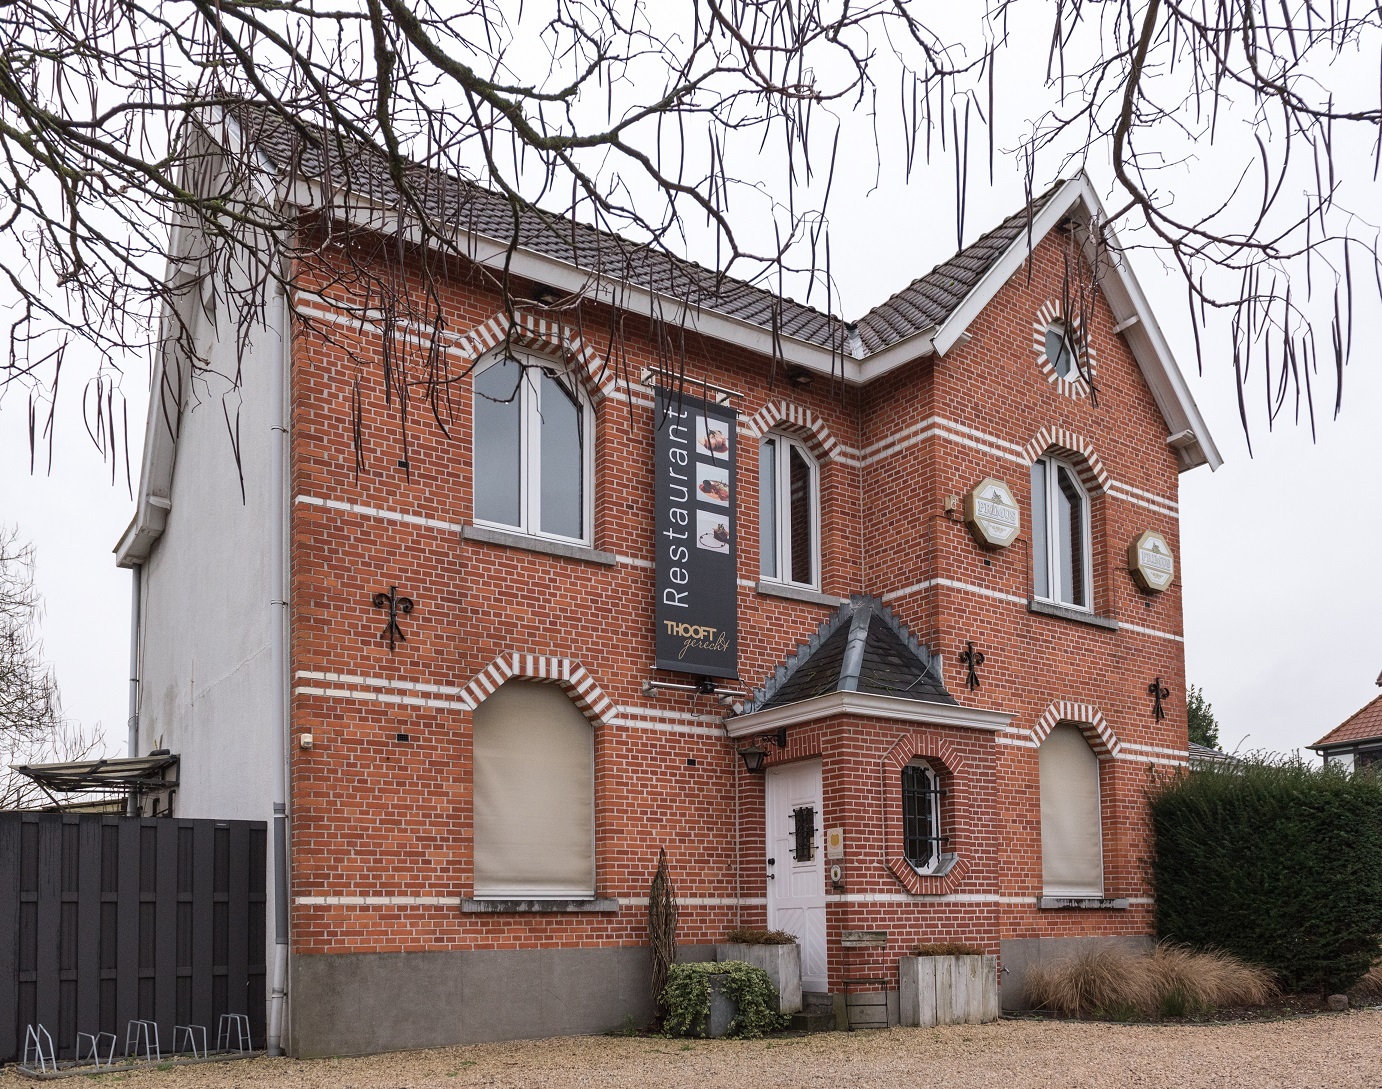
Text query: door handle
767 858 775 866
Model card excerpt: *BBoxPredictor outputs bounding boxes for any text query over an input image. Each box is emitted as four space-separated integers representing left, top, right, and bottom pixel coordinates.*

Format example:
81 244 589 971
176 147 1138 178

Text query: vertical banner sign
654 387 739 679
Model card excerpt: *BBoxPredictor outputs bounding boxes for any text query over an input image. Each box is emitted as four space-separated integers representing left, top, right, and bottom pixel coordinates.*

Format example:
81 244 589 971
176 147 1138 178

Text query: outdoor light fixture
738 727 789 773
739 745 768 773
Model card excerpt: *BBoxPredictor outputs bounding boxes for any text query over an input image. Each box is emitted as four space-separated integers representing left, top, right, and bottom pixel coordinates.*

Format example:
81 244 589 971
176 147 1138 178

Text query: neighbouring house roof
11 754 180 807
1310 692 1382 751
743 595 954 714
1188 741 1237 768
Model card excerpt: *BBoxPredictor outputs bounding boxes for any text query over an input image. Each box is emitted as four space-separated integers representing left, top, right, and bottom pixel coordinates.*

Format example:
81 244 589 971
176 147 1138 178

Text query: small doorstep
461 898 620 913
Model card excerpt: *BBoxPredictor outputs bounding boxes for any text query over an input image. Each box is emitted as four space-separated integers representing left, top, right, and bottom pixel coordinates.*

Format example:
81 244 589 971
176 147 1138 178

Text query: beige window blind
472 680 596 898
1039 723 1104 897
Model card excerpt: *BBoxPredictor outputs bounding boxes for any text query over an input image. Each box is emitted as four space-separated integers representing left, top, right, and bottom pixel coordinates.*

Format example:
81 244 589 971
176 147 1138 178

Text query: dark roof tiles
228 102 1061 358
746 595 954 712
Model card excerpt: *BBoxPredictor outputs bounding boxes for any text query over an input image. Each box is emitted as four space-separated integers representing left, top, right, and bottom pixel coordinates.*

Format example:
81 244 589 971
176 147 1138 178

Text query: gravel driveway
4 1011 1377 1089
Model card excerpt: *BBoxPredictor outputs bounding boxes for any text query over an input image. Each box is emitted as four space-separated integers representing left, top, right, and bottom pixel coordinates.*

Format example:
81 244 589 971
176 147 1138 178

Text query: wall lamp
737 727 788 773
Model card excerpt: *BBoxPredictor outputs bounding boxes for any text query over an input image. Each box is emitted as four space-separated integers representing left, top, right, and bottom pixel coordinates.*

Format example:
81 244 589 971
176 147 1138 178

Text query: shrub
1151 757 1382 993
1349 961 1382 1004
661 961 789 1038
1024 943 1275 1018
911 942 988 957
724 927 798 945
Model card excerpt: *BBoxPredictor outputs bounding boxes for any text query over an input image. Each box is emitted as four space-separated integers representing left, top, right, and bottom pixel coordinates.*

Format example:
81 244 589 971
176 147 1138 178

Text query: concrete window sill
755 581 846 607
1038 896 1130 910
1027 599 1120 631
461 898 620 913
461 525 617 566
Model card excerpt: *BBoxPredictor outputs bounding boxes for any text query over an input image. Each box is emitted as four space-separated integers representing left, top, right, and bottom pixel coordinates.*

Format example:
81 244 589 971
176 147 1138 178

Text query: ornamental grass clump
911 942 987 957
660 961 789 1038
1024 943 1275 1019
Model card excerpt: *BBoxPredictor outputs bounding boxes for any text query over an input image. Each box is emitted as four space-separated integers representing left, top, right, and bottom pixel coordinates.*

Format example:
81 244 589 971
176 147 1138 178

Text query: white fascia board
725 690 1012 737
929 176 1087 360
286 178 861 382
854 326 938 381
929 173 1221 473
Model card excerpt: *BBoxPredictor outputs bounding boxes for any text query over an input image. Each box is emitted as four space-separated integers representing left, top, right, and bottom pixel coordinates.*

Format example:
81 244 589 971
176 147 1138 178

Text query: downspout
266 279 291 1057
126 564 142 813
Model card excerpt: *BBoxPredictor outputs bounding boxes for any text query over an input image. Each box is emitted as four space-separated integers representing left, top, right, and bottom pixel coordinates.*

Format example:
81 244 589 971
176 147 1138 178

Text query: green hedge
1151 758 1382 993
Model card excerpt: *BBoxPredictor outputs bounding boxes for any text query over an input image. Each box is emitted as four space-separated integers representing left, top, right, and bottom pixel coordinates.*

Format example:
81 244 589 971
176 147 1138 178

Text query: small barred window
901 762 943 873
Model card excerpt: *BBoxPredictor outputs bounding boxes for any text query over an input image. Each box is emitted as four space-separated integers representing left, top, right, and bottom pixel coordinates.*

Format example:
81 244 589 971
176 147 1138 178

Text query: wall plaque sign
1128 530 1175 592
654 387 739 679
963 477 1020 549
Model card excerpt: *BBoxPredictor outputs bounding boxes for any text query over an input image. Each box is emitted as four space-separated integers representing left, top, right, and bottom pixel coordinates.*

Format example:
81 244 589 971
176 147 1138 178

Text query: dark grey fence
0 812 266 1064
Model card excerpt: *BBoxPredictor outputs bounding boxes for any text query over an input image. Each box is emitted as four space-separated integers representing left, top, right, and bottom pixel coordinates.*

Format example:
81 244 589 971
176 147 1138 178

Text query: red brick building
117 112 1219 1054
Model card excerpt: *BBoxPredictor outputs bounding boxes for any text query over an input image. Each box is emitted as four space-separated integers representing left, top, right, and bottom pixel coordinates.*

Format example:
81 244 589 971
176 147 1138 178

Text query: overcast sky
2 10 1379 762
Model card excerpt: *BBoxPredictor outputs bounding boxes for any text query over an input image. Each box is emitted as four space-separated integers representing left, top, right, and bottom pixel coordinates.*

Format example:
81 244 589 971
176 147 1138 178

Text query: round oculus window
1044 322 1076 379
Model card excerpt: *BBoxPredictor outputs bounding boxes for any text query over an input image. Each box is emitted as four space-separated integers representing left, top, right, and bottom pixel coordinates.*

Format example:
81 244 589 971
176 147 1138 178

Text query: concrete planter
715 942 803 1015
705 976 737 1038
898 955 999 1027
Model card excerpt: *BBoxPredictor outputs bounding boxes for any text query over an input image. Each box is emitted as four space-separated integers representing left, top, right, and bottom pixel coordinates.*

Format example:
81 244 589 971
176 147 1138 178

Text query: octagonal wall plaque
1128 530 1175 592
963 477 1021 549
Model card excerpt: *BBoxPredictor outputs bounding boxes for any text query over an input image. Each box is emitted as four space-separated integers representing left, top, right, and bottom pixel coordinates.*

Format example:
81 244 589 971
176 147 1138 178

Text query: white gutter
725 691 1012 738
265 274 292 1056
125 565 142 813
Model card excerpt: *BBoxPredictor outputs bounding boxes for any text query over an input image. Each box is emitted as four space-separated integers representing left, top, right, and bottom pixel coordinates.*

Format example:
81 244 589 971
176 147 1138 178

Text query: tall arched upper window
1031 454 1092 610
759 433 819 589
472 680 596 899
1039 724 1103 898
473 354 592 544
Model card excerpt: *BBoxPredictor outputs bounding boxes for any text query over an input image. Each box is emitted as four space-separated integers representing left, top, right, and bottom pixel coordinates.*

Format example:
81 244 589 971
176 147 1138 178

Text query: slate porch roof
228 103 1060 357
1310 692 1382 751
743 595 954 714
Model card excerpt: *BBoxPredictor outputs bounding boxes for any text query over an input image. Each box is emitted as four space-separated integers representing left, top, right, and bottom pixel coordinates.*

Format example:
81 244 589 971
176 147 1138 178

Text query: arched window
1039 724 1103 898
1031 454 1092 610
472 680 595 899
1044 321 1077 380
759 433 819 588
901 760 943 874
473 354 593 544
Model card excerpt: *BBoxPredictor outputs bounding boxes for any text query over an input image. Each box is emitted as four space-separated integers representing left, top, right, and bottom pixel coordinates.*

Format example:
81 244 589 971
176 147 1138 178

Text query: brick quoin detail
462 652 617 726
744 399 844 462
1028 700 1122 757
1022 425 1111 493
880 734 972 897
1032 299 1098 400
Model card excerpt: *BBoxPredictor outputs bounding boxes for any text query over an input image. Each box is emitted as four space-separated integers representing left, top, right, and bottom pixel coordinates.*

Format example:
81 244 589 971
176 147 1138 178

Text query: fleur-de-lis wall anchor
1148 677 1170 721
959 641 986 691
372 586 414 652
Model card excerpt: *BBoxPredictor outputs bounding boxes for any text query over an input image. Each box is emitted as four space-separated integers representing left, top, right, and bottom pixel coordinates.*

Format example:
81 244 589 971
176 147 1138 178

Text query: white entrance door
765 758 827 991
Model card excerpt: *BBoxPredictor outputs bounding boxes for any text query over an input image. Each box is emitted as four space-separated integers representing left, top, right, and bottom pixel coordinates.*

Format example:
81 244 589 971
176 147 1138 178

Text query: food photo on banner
653 387 739 679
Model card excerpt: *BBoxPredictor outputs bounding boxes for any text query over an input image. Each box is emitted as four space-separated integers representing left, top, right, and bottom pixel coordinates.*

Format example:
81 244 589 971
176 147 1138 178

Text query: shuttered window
1039 723 1104 897
472 680 596 898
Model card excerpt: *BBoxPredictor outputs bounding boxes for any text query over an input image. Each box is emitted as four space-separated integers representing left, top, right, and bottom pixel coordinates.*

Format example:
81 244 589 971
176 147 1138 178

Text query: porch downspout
266 278 291 1057
125 564 142 813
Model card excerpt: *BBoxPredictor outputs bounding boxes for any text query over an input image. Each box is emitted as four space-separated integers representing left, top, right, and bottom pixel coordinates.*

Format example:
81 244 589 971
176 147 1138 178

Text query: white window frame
1031 454 1094 612
759 432 821 590
901 759 944 876
472 352 595 547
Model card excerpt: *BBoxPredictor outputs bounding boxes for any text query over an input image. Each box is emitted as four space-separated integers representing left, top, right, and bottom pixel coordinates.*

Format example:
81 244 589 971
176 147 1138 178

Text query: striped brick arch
744 400 842 462
457 310 614 402
1022 426 1110 495
1032 299 1098 399
1031 700 1121 758
462 652 617 727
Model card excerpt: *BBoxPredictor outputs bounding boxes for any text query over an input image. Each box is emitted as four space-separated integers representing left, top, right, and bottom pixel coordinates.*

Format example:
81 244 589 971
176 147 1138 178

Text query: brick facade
283 223 1193 1021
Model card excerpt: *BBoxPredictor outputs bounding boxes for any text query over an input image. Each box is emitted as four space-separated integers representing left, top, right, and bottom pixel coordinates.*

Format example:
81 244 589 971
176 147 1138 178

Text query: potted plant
714 928 803 1015
661 961 789 1038
898 942 999 1027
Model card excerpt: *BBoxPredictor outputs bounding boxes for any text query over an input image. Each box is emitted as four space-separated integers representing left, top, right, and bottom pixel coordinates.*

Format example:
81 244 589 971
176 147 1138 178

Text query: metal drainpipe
126 564 142 814
265 280 291 1057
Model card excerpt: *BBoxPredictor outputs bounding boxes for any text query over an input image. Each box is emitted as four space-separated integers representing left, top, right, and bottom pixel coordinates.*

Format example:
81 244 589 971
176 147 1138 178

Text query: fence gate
0 812 267 1064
